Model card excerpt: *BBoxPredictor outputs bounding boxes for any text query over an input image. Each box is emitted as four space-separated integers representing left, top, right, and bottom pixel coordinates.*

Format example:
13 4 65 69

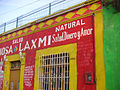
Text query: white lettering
9 45 13 54
19 43 23 51
64 24 67 30
68 23 71 29
55 26 60 32
81 19 85 25
38 36 47 48
52 28 93 43
55 19 86 32
31 39 37 49
61 25 64 30
72 21 76 28
12 37 23 44
24 41 30 50
48 35 51 45
76 20 80 26
0 45 13 56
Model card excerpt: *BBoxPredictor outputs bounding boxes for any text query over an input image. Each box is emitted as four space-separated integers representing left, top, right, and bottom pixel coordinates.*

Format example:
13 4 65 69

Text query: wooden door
9 69 20 90
9 61 21 90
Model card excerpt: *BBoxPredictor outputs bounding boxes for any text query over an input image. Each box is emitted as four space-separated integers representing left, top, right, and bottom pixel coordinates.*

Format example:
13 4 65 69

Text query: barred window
11 61 21 69
38 53 69 90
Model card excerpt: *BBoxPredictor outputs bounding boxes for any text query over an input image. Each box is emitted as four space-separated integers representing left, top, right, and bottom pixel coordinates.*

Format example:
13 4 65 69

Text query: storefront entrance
9 61 21 90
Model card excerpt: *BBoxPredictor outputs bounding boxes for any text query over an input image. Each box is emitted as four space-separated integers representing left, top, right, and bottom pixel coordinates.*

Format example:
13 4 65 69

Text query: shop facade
0 0 106 90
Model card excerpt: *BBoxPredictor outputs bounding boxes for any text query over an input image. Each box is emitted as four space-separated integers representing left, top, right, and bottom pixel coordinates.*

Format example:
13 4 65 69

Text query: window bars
38 53 69 90
11 61 21 69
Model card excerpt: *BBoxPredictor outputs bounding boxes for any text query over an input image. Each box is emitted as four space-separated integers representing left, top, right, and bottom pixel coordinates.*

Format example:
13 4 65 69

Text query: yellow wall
94 10 106 90
3 54 25 90
34 43 77 90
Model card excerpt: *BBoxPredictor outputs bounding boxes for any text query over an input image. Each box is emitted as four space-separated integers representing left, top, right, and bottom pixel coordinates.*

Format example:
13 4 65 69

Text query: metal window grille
11 61 21 69
38 53 69 90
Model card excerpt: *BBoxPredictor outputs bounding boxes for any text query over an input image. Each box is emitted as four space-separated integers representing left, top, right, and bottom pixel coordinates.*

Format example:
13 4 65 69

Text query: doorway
9 61 21 90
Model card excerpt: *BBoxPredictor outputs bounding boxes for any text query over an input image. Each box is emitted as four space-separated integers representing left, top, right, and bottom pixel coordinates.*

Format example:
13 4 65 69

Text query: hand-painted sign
24 65 34 87
0 15 94 57
23 50 36 90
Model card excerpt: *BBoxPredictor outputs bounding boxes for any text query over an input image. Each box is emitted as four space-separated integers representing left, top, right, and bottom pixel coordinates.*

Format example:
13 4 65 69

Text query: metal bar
4 23 6 32
38 56 40 89
43 55 45 90
16 17 19 28
61 53 63 90
64 53 65 90
51 0 65 6
51 55 53 90
40 56 43 90
49 55 51 90
55 54 58 90
42 56 44 90
53 55 55 90
49 3 51 15
67 52 69 90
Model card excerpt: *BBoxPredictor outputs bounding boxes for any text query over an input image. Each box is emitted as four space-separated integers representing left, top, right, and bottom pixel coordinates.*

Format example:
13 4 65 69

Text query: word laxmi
0 36 51 56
